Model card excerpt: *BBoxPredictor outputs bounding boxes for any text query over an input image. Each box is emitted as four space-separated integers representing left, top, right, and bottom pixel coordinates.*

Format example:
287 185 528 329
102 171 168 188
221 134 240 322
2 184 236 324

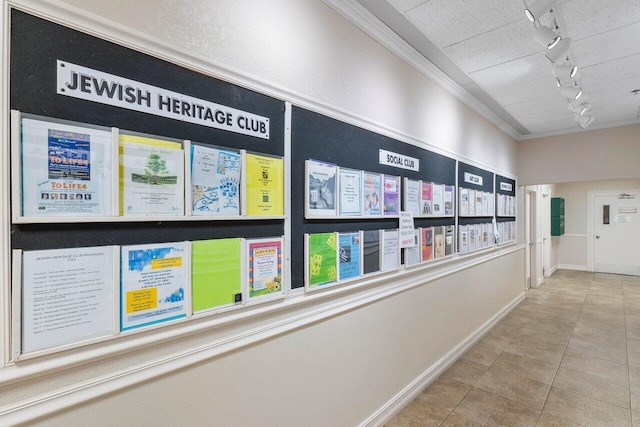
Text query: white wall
554 179 640 270
0 0 524 424
517 123 640 186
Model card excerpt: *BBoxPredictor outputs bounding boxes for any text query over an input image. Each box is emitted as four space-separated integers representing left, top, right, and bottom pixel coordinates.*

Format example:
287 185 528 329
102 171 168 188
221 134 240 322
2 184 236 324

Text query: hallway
388 270 640 426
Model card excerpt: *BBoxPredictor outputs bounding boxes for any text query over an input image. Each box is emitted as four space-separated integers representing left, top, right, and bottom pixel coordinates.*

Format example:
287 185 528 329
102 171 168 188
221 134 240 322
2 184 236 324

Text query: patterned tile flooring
386 270 640 426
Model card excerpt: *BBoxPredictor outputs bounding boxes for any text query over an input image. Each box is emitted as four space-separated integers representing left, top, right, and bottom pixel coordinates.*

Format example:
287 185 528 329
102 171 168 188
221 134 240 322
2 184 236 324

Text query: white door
525 191 532 289
594 194 640 275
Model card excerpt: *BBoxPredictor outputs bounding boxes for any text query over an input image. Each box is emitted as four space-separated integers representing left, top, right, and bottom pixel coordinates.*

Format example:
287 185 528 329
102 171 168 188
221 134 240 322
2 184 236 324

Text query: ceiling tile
579 54 640 89
558 0 640 41
505 94 569 117
572 23 640 68
521 117 580 134
443 19 543 72
405 0 523 48
386 0 429 13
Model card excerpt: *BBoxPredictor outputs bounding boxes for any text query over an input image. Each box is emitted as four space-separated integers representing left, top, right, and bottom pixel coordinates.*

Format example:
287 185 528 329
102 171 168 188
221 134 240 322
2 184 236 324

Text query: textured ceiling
361 0 640 138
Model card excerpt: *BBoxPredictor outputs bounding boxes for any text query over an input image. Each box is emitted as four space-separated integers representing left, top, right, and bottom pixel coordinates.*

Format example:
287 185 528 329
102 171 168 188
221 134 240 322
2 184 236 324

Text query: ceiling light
571 103 592 116
556 73 580 88
561 86 583 100
567 96 588 110
574 115 595 128
534 26 562 50
553 64 579 79
545 38 572 64
525 0 557 22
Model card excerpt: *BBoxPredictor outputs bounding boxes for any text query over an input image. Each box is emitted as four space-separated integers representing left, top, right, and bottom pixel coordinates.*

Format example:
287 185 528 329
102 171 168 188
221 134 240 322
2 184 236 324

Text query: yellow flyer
244 153 284 216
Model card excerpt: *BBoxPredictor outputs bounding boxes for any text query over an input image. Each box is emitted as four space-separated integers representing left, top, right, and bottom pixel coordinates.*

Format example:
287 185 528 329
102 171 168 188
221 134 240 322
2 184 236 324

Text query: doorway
588 190 640 275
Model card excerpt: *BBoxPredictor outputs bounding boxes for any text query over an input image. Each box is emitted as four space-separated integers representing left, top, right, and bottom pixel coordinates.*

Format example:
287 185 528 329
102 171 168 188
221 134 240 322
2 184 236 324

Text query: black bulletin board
458 162 495 226
291 106 456 288
495 175 517 222
10 10 285 250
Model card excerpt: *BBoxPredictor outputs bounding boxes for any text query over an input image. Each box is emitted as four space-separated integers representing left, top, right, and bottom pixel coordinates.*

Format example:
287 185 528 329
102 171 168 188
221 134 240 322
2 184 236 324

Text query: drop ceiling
342 0 640 140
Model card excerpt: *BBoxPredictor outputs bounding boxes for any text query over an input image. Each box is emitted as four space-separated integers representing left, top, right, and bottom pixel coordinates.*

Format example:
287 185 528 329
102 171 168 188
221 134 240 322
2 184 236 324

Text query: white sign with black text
500 182 513 192
399 211 417 248
464 172 483 186
379 149 419 172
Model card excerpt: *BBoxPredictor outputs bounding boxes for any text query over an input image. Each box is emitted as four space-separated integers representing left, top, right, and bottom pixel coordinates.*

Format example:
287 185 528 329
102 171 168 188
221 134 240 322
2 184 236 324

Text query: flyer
445 225 454 256
121 242 187 331
381 229 399 271
363 230 380 274
21 116 113 216
404 179 421 216
120 134 184 215
244 153 284 216
338 232 361 281
421 182 433 216
362 172 382 216
434 228 445 259
432 184 444 216
191 238 242 313
460 225 469 253
247 238 283 299
421 227 433 261
190 144 240 216
383 175 400 216
339 169 362 216
460 188 469 216
404 229 421 266
22 246 115 353
308 232 338 287
444 185 454 216
306 159 337 216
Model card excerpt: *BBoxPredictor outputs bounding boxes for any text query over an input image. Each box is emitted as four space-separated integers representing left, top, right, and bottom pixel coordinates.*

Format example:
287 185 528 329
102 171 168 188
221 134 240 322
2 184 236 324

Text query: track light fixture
553 64 579 79
567 96 588 110
561 86 583 100
574 115 595 128
571 103 592 116
525 0 557 23
556 74 580 88
545 38 572 64
534 26 562 50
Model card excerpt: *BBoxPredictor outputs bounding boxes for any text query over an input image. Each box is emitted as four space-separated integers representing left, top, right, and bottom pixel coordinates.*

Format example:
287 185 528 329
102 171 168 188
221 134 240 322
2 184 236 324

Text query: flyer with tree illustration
121 242 187 331
119 134 184 215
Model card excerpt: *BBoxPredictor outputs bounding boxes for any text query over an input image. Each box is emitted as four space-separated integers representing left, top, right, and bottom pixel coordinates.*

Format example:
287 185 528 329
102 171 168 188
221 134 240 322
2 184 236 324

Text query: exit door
594 193 640 275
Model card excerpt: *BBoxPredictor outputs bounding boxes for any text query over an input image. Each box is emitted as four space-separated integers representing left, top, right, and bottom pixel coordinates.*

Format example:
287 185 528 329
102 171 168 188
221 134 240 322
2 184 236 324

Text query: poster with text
21 117 113 217
338 169 362 216
120 135 184 215
121 242 187 331
421 227 433 262
381 229 399 271
191 144 240 216
247 238 283 299
421 182 433 216
22 246 115 354
432 184 444 216
444 186 454 216
404 179 421 216
404 229 421 266
244 153 284 216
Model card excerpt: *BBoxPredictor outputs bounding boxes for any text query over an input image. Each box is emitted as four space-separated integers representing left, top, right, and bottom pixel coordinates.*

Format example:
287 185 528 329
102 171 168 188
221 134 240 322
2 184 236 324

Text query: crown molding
323 0 523 141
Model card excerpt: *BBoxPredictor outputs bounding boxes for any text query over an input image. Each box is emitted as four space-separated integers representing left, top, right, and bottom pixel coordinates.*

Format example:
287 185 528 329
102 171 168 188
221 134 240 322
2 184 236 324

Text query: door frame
587 189 640 272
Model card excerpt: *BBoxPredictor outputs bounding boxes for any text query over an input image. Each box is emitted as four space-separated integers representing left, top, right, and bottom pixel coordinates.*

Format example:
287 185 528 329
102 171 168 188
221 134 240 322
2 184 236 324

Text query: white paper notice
22 246 114 354
399 211 417 248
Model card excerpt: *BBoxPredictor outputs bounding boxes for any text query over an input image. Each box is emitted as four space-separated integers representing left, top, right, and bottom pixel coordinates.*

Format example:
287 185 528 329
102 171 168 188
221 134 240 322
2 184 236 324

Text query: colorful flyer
306 159 337 216
120 134 184 215
421 227 433 261
244 153 284 216
434 228 445 259
20 116 113 216
307 232 338 287
338 232 361 280
190 144 241 216
383 175 400 216
421 182 433 215
362 172 382 216
191 238 242 313
247 238 283 299
121 242 187 331
444 185 454 216
338 169 362 216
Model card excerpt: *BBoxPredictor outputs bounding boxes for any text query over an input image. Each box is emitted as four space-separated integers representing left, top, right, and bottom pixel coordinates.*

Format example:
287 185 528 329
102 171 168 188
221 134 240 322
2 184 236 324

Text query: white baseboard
362 291 526 427
549 265 558 275
557 264 588 271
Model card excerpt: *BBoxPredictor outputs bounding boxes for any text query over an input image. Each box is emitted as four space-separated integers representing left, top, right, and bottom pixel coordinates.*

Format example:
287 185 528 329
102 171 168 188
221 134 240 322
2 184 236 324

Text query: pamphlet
307 232 338 287
404 179 421 216
338 232 361 280
421 227 433 262
244 153 284 216
363 172 382 216
432 184 444 216
381 229 399 271
306 159 337 217
421 182 433 215
363 230 380 274
383 175 400 216
191 238 242 312
339 168 362 216
247 238 283 299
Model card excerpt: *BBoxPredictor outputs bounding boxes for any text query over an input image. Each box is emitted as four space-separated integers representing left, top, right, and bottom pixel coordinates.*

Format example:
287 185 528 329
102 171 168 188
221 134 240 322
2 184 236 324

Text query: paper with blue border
121 242 187 331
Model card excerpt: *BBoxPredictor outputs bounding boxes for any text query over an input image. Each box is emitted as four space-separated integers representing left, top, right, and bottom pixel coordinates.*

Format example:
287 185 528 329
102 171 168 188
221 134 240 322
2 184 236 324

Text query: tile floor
386 270 640 426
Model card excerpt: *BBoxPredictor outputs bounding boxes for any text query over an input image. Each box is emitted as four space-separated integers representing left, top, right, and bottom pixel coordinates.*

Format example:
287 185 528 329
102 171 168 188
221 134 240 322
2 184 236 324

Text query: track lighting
525 0 557 23
553 64 579 79
571 103 592 116
574 115 595 128
561 86 583 100
545 38 572 64
567 96 588 110
534 26 562 50
556 73 580 88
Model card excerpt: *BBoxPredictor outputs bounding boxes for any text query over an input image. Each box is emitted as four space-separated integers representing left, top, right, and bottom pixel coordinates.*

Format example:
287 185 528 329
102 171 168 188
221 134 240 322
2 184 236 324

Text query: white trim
1 0 10 367
362 291 526 427
557 264 588 271
561 234 587 238
550 265 558 275
322 0 521 141
517 117 640 141
0 245 524 424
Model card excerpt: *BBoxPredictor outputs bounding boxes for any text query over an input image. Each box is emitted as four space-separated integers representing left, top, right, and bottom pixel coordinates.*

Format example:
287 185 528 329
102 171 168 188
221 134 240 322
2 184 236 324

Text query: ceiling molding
323 0 523 140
